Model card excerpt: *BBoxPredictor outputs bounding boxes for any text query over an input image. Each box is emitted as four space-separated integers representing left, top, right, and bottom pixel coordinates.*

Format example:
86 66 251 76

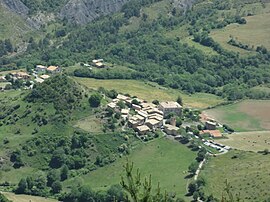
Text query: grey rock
0 0 29 15
59 0 130 24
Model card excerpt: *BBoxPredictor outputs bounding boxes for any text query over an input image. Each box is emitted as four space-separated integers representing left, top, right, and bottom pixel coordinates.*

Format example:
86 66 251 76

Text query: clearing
64 137 196 199
210 12 270 54
203 100 270 132
74 115 103 133
3 192 58 202
215 131 270 152
200 150 270 201
74 77 224 109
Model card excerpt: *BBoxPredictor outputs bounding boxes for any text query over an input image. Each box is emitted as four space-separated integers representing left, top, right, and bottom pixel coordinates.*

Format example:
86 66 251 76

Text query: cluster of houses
200 120 223 138
107 94 183 137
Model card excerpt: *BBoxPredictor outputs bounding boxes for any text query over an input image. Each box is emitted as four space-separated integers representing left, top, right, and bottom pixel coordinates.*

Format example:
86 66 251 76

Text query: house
164 124 180 136
205 121 217 130
117 94 129 101
128 115 145 128
137 111 148 119
140 102 156 109
92 59 105 68
135 125 150 135
148 114 163 122
146 108 164 116
145 119 162 130
12 72 31 79
132 104 142 111
108 102 117 109
35 65 47 73
158 101 182 116
47 66 62 74
40 75 50 79
121 109 129 115
0 76 6 82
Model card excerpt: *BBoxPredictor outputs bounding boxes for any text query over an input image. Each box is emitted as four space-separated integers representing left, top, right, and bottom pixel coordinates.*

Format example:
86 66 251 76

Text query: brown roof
200 130 222 138
136 125 150 132
40 74 50 79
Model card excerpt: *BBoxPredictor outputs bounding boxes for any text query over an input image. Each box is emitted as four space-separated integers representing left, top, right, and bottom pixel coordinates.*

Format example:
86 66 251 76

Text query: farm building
11 72 31 80
158 101 182 116
205 121 217 130
92 59 105 68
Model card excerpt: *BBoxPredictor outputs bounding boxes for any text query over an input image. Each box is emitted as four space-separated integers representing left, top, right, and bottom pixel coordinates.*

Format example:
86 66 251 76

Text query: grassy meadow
200 150 270 201
64 137 196 199
74 77 224 109
204 100 270 132
3 192 58 202
210 4 270 54
216 131 270 152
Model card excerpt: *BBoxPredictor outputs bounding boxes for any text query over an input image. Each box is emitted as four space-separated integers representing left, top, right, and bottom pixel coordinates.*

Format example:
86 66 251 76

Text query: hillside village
107 93 231 154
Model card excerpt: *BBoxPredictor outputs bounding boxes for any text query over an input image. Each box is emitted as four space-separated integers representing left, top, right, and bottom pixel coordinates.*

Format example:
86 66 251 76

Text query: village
107 93 231 154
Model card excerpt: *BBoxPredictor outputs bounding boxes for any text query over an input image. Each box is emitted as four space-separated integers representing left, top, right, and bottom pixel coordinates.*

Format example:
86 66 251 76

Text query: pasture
64 137 196 199
74 115 103 133
216 131 270 152
210 12 270 54
74 77 224 109
204 100 270 132
3 192 58 202
200 150 270 201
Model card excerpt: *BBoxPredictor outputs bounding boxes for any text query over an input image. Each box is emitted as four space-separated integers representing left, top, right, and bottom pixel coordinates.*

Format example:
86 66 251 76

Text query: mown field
204 100 270 132
3 192 58 202
200 150 270 201
74 77 224 109
64 137 196 199
216 131 270 152
210 3 270 54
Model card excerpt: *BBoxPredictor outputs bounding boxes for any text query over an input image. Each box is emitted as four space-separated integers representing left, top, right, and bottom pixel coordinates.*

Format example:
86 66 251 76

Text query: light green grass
216 131 270 152
64 137 196 199
210 11 270 54
182 37 218 55
0 167 35 184
200 150 270 201
3 192 58 202
74 77 224 109
204 100 270 132
74 115 103 133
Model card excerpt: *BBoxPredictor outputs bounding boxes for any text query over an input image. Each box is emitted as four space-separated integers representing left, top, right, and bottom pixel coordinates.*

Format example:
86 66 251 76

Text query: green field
204 100 270 132
64 137 196 199
216 131 270 152
74 115 103 133
3 192 58 202
200 150 270 201
210 7 270 54
74 77 224 109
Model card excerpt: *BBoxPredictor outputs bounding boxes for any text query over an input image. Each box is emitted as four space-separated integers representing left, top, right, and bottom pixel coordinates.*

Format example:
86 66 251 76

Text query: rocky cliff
59 0 130 24
0 0 28 15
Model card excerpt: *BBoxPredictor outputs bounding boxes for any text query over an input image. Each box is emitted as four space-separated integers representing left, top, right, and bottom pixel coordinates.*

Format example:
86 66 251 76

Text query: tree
107 185 126 201
117 100 126 109
188 161 199 176
176 96 183 106
188 182 197 195
47 170 60 187
15 178 27 194
152 100 159 105
50 149 66 168
51 181 62 194
60 164 69 181
88 93 102 107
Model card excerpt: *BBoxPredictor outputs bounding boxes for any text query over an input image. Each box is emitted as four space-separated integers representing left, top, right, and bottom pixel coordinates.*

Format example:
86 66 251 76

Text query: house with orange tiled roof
47 66 62 74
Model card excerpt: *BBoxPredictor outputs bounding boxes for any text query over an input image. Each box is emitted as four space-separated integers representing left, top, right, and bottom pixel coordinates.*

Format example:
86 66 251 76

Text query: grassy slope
64 137 196 199
210 3 270 54
200 150 270 201
204 100 270 132
0 5 32 42
216 131 270 152
3 192 58 202
74 77 224 109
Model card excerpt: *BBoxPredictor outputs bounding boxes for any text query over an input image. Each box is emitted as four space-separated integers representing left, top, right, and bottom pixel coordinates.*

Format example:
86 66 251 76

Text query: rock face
172 0 197 13
0 0 29 15
59 0 130 24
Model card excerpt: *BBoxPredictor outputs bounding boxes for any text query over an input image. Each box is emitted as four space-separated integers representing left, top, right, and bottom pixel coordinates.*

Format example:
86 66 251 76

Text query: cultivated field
74 77 224 109
210 12 270 54
200 150 270 201
64 137 196 199
3 192 58 202
216 131 270 152
204 100 270 132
